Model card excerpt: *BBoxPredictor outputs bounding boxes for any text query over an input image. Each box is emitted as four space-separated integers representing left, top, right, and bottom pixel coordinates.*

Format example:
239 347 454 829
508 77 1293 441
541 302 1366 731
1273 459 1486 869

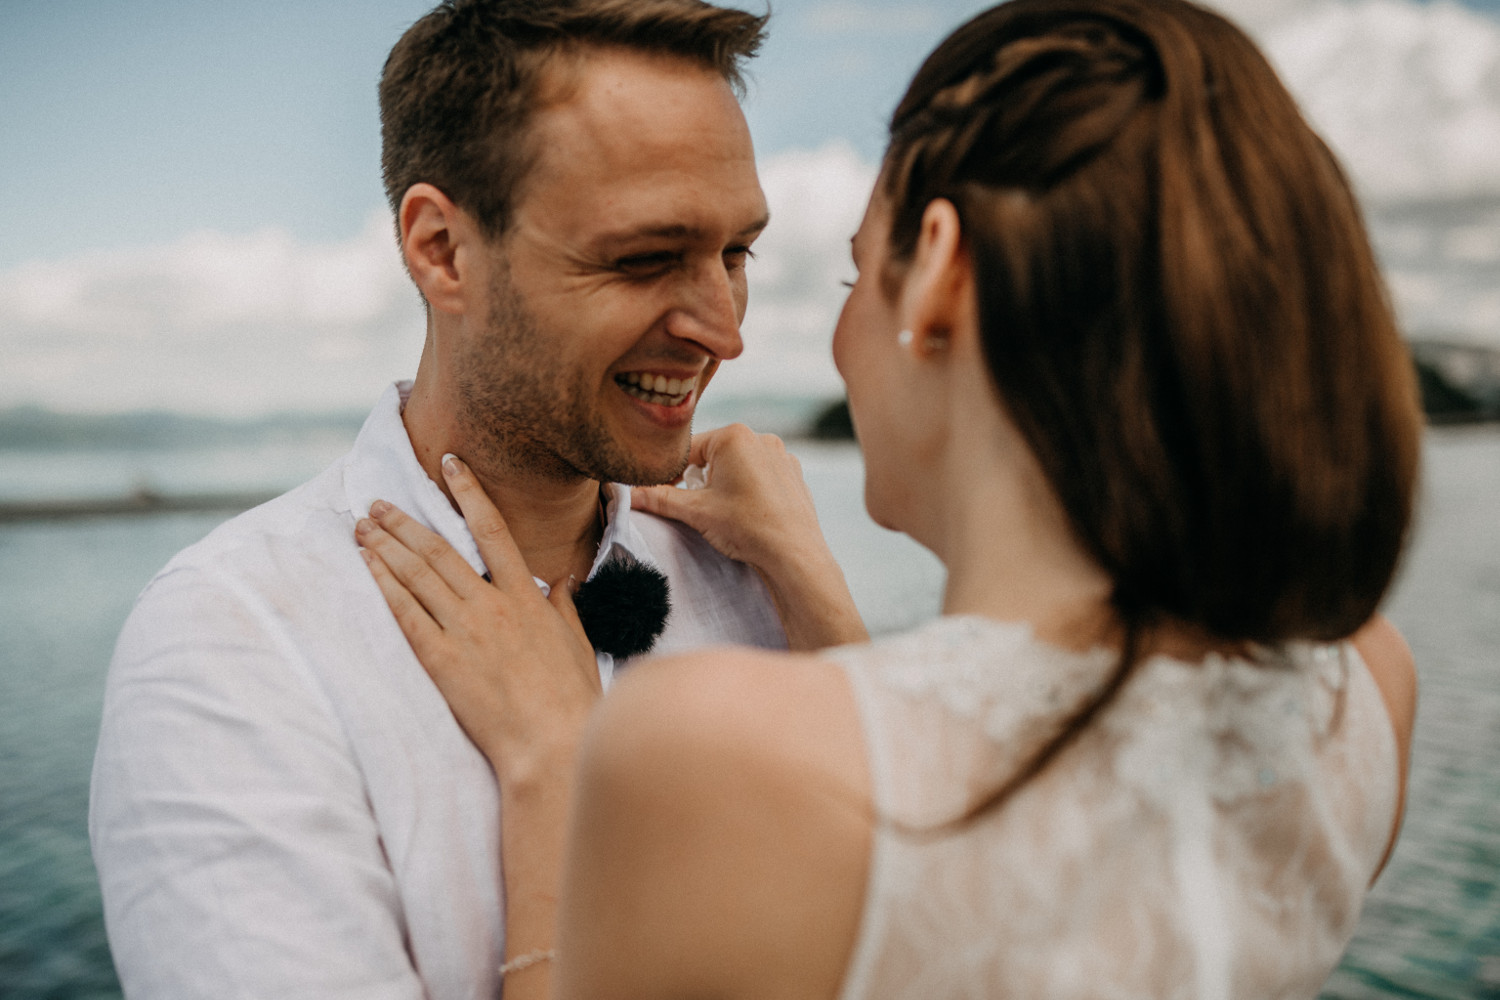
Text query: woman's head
874 0 1421 645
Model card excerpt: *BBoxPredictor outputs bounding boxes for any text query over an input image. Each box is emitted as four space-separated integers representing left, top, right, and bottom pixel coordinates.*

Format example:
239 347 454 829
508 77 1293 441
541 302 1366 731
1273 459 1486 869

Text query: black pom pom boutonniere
572 555 671 660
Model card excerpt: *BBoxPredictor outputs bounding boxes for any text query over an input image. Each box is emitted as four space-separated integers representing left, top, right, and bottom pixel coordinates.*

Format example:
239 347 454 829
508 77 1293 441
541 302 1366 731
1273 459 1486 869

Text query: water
0 426 1496 998
0 514 231 999
1323 426 1500 999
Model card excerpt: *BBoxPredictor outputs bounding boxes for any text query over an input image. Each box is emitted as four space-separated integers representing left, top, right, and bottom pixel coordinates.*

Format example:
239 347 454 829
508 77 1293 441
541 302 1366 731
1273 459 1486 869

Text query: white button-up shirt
90 382 786 1000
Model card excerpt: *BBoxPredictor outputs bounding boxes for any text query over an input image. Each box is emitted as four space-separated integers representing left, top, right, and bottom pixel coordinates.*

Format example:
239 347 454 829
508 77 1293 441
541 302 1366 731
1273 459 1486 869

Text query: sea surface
0 423 1496 998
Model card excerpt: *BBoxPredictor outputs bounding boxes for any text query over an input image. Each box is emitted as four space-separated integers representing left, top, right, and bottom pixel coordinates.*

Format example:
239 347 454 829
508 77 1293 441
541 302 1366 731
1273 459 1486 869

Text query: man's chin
608 455 691 488
597 438 693 488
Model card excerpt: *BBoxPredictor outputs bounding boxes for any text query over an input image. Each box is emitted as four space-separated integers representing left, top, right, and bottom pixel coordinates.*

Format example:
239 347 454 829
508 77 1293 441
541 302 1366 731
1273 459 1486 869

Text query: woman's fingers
361 546 447 663
546 576 601 691
629 424 865 649
629 423 813 567
441 454 533 590
630 482 699 524
353 474 606 773
683 428 718 469
550 575 591 644
357 503 472 623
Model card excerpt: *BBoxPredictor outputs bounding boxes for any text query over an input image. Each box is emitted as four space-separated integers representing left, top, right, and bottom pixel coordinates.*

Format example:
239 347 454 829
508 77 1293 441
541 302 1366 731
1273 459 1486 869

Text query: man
90 2 785 997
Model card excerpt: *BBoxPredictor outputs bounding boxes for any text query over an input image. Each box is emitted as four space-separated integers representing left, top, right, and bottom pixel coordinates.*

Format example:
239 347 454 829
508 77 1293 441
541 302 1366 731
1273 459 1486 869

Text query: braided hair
879 0 1422 817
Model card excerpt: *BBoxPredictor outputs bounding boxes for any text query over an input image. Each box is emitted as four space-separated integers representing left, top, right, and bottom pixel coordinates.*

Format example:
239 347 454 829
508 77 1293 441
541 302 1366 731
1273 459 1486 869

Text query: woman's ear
901 199 971 355
400 183 471 315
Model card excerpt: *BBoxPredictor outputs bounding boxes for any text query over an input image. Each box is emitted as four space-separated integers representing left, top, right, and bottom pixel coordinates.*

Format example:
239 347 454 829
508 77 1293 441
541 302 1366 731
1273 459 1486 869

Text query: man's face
453 49 768 486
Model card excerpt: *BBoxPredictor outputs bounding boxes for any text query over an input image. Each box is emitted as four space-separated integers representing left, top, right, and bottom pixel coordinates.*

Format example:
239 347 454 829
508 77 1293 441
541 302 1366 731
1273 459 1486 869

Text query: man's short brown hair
379 0 767 241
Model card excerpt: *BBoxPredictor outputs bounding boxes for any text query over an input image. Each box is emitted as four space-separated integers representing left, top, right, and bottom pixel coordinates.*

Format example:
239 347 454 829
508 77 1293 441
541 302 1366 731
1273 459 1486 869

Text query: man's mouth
616 371 697 407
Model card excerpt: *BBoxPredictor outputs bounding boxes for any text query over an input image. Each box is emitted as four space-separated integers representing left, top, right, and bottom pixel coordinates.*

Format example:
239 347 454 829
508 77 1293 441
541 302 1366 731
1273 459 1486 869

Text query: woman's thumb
631 484 695 523
548 574 585 627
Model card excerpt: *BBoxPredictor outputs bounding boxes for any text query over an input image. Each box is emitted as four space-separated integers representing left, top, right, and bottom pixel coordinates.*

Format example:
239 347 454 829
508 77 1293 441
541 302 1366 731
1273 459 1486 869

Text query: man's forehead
528 48 750 163
533 44 727 115
513 48 766 243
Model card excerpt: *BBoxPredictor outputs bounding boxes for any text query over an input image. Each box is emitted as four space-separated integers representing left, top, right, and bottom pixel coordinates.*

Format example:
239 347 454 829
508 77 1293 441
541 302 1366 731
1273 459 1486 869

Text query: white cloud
0 212 425 415
1205 0 1324 34
0 147 876 417
716 141 878 401
4 1 1499 417
1247 0 1500 201
1225 0 1500 339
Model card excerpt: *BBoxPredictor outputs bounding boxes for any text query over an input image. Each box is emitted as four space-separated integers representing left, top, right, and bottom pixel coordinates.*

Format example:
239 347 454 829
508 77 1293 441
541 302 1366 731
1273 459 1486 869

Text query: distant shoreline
0 489 281 524
2 420 1496 525
1 345 1496 525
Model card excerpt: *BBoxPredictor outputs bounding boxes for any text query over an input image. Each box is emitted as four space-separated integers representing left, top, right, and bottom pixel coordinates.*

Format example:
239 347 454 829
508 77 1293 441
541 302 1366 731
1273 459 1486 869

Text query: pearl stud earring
896 329 915 348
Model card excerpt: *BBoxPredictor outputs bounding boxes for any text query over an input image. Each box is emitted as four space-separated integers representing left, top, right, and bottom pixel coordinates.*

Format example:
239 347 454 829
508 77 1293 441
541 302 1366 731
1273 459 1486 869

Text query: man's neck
402 383 604 587
464 471 605 587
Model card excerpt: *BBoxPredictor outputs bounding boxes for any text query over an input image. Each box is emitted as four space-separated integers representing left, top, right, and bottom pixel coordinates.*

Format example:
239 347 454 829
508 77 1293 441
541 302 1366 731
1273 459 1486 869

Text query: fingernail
355 517 374 536
567 574 580 594
359 546 375 563
441 453 461 478
369 500 391 517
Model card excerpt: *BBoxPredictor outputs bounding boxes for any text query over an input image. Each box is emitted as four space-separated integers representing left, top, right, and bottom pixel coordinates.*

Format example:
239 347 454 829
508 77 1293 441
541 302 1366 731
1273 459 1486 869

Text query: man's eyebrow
739 213 771 239
592 215 771 247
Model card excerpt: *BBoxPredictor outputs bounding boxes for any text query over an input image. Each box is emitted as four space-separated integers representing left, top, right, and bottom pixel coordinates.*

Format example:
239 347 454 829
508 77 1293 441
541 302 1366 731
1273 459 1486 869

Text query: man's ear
901 199 971 354
400 183 473 315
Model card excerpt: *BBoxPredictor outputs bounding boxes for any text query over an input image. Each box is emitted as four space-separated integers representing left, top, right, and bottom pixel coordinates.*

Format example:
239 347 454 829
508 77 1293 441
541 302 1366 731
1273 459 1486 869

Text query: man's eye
616 252 680 272
724 246 757 269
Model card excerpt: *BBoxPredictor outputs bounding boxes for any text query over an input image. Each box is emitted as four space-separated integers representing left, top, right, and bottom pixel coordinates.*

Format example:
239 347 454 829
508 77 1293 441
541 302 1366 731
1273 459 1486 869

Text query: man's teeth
617 372 696 406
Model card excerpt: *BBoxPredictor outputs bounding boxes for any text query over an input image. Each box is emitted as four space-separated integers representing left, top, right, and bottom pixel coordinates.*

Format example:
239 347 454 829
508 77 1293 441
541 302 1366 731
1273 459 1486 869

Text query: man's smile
615 370 698 407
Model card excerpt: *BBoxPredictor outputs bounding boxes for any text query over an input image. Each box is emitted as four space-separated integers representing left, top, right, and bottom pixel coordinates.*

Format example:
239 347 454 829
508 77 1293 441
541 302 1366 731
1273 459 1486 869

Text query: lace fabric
828 616 1397 1000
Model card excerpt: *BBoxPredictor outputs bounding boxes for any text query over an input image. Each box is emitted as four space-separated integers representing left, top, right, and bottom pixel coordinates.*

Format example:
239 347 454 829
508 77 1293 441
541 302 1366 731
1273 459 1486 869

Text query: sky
2 0 1499 415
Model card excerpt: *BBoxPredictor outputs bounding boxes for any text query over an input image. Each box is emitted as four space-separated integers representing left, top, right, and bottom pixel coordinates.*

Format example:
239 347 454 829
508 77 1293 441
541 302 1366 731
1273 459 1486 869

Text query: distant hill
801 339 1500 443
3 338 1494 456
1411 339 1500 424
807 398 856 440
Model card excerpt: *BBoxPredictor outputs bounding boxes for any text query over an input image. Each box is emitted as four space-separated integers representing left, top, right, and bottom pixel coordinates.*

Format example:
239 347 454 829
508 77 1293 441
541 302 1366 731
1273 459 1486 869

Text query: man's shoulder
150 461 352 588
105 447 419 724
122 459 361 652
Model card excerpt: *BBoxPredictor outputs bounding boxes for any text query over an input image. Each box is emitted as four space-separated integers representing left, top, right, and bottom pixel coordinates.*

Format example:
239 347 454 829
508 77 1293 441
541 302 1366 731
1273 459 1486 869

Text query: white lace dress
825 615 1397 1000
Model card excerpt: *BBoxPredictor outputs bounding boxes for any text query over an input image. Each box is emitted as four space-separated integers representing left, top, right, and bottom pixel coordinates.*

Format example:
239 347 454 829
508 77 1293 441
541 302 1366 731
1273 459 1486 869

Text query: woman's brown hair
880 0 1423 807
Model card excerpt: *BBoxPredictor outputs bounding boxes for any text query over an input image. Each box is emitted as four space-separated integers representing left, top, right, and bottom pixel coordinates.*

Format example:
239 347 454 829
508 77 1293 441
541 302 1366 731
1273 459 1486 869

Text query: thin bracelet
500 949 556 977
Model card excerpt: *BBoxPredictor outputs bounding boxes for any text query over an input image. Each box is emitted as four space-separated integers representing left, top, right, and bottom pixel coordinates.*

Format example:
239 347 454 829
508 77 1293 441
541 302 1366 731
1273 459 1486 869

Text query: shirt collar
343 382 659 586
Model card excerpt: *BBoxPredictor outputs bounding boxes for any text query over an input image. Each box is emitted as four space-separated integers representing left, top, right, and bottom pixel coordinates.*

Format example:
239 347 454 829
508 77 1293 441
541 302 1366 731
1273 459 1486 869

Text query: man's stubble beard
452 263 693 487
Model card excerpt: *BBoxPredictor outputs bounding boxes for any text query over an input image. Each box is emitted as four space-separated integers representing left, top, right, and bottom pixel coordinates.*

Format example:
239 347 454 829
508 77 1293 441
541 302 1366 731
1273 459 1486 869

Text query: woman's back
828 616 1397 999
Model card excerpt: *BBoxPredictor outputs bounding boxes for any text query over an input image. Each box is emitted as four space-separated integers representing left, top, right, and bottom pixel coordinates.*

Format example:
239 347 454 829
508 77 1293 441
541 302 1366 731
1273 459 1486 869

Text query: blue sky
0 1 431 269
13 0 1496 269
0 0 1003 270
2 0 1499 414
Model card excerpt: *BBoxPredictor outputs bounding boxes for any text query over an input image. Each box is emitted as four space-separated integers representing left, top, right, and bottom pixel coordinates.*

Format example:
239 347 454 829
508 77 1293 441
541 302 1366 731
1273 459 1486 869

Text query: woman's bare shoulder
554 647 871 1000
1351 615 1417 759
1349 614 1417 882
580 646 872 854
598 647 865 772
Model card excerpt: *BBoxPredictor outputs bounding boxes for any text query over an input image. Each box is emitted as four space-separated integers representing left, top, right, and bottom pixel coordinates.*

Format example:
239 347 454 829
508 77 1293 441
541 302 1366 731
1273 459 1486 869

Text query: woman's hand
632 424 868 650
355 453 601 785
357 453 597 997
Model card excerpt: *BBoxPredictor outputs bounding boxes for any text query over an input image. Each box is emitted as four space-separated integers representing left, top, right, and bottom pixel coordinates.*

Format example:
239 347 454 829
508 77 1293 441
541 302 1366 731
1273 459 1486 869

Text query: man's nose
664 259 744 360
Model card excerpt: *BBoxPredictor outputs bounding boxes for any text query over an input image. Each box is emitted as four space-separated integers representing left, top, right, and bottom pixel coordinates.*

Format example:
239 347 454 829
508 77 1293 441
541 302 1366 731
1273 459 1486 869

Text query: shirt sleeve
89 563 426 1000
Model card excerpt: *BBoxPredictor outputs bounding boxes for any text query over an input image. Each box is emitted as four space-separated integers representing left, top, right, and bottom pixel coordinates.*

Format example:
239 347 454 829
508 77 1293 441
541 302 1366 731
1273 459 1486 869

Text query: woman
357 0 1421 995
